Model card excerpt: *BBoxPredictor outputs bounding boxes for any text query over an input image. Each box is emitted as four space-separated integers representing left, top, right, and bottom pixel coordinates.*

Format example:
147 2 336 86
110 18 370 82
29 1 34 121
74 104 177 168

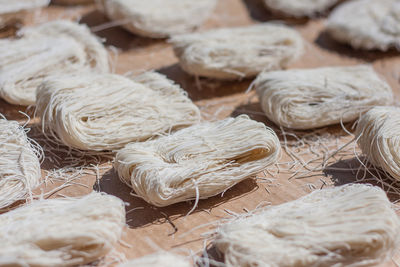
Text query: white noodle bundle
0 20 109 106
0 117 41 210
255 65 393 129
327 0 400 51
0 0 49 39
170 23 304 80
263 0 339 17
115 115 280 207
356 106 400 180
214 184 400 267
0 0 49 15
52 0 94 5
119 252 191 267
36 71 200 151
101 0 217 38
0 192 126 266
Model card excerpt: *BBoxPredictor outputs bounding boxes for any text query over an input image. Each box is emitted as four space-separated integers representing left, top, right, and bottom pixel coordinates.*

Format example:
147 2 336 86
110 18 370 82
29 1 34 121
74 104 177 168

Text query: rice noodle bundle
356 106 400 180
170 23 304 80
0 192 126 266
0 0 49 39
0 0 49 15
115 115 280 207
52 0 94 5
101 0 217 38
214 184 400 267
263 0 339 17
0 117 41 210
255 65 393 129
119 252 191 267
36 71 200 151
327 0 400 51
0 20 109 106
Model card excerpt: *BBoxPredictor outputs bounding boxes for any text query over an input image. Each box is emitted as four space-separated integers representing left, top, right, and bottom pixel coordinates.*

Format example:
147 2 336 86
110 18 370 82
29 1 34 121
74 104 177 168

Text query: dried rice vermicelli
21 20 109 72
327 0 400 51
0 20 109 106
170 23 304 80
263 0 339 17
36 71 200 151
0 0 49 38
115 115 280 207
214 184 400 267
52 0 94 5
0 0 49 15
0 192 126 266
0 117 41 210
119 252 191 267
356 106 400 181
255 65 393 129
101 0 217 38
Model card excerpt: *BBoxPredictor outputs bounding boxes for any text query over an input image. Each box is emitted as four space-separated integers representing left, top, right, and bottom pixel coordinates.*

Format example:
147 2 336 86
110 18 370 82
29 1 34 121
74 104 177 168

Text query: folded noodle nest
118 252 191 267
255 65 393 129
263 0 340 17
327 0 400 51
115 115 280 207
356 106 400 181
101 0 217 38
0 0 49 15
170 23 304 80
0 117 41 210
36 71 200 151
0 20 109 105
0 192 126 266
214 184 400 267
